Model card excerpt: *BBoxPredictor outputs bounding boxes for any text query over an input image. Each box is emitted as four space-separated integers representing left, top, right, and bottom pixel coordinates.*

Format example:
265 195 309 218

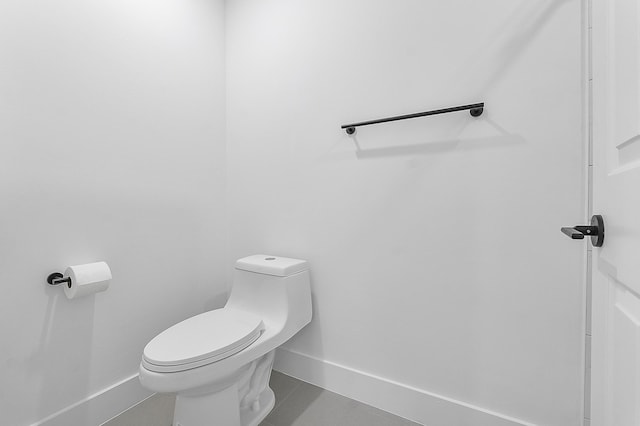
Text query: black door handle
561 215 604 247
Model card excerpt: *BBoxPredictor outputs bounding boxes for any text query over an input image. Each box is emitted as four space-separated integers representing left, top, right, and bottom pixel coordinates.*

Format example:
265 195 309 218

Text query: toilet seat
142 308 264 373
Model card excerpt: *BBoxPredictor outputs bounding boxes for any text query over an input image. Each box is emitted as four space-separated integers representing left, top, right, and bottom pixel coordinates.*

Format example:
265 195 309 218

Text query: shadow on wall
454 0 575 94
349 115 525 160
29 287 97 424
327 0 570 161
340 0 572 161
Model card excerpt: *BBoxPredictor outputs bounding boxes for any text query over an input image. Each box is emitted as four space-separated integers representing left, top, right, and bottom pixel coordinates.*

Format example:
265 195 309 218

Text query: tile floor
103 371 422 426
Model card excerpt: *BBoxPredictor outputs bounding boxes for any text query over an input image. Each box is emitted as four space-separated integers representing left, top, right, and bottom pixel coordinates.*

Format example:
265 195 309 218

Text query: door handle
561 214 605 247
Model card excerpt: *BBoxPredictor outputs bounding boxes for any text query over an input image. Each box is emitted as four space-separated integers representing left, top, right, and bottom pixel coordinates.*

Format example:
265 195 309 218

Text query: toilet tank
235 255 308 277
225 255 312 336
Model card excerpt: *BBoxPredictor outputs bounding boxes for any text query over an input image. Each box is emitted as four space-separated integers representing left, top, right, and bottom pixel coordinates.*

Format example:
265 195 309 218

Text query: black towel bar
342 102 484 135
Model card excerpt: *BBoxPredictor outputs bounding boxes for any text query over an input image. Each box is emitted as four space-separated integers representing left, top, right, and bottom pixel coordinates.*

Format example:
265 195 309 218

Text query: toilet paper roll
63 261 112 300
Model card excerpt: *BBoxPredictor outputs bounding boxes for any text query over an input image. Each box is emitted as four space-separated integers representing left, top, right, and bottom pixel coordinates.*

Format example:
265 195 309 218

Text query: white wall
0 1 586 424
0 1 227 425
226 1 586 425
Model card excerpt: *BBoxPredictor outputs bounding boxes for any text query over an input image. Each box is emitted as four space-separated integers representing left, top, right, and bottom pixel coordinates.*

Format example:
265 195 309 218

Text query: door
591 0 640 424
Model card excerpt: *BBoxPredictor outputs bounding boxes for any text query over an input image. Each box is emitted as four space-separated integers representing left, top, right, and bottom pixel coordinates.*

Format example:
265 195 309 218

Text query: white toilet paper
63 261 112 300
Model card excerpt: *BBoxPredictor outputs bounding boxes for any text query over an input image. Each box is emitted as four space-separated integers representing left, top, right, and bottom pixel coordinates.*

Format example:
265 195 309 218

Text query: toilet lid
142 308 264 372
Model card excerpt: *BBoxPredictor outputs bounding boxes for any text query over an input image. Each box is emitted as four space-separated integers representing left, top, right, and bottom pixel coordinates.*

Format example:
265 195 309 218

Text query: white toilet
139 255 312 426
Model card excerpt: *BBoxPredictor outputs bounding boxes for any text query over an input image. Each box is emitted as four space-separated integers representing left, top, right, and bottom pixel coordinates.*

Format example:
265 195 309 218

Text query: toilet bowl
139 255 312 426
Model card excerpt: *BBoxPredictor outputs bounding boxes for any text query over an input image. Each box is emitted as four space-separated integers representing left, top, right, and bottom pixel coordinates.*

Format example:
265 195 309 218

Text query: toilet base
172 351 276 426
173 385 275 426
240 387 275 426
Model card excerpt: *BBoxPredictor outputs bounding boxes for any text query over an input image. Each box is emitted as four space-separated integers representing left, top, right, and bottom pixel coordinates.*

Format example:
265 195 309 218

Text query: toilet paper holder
47 272 72 288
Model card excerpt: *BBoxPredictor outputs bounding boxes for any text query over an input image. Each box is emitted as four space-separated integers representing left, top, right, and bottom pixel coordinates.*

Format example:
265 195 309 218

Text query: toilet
139 255 312 426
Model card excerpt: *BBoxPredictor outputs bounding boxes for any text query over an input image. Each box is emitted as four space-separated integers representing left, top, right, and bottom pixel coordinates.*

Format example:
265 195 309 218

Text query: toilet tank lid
235 255 308 277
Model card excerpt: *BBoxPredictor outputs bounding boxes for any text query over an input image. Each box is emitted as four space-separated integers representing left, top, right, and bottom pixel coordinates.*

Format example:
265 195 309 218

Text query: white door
591 0 640 425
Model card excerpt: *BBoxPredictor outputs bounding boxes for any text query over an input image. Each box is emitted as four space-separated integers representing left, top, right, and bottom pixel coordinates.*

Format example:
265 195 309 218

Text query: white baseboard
273 347 536 426
30 373 152 426
28 350 537 426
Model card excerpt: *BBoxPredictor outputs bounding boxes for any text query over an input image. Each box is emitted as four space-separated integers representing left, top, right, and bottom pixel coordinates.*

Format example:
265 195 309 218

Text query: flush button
265 257 276 260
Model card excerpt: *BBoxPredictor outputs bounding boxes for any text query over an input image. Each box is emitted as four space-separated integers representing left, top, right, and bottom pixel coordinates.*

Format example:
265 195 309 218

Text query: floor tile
269 370 303 409
263 379 421 426
357 402 421 426
105 371 420 426
262 381 325 425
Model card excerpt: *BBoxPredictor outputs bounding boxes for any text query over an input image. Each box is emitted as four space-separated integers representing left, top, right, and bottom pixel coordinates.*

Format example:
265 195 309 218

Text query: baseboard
273 347 536 426
30 373 153 426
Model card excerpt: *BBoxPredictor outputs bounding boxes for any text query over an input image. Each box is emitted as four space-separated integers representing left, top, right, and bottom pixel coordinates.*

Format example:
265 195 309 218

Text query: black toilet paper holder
47 272 72 288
